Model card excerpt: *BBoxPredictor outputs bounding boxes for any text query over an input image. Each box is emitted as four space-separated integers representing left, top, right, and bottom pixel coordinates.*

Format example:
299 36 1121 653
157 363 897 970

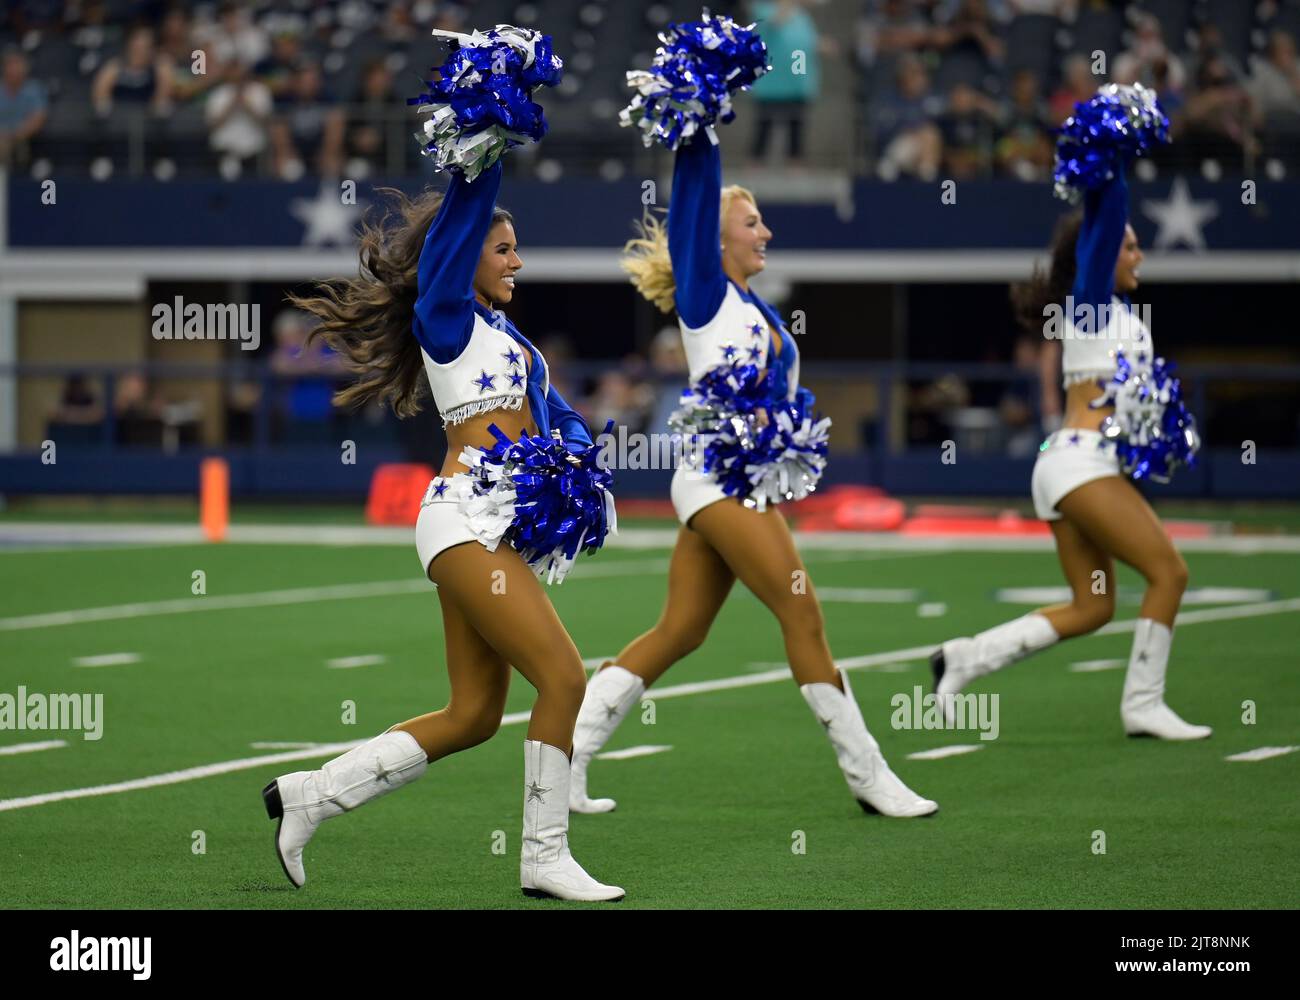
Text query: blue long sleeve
545 383 593 448
668 133 727 328
1072 167 1129 317
412 160 504 363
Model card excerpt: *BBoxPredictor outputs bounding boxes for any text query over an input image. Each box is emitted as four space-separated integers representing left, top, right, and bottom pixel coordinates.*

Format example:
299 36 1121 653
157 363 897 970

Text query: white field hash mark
1223 746 1299 762
1069 659 1126 673
326 654 386 669
3 601 1300 812
0 740 68 756
72 652 140 667
595 745 673 761
906 745 984 760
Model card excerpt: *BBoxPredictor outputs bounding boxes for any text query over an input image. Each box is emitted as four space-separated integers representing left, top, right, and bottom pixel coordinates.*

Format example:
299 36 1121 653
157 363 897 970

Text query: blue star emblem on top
472 370 496 394
432 479 448 498
747 345 763 362
747 321 764 339
720 343 738 360
507 370 526 388
501 348 522 367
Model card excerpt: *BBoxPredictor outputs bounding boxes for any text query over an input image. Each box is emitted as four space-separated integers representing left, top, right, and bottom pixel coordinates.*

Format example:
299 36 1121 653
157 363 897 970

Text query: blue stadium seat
1005 13 1061 85
1067 4 1124 59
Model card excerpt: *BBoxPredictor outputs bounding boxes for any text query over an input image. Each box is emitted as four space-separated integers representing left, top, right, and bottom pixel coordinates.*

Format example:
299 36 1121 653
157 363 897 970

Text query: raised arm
545 383 593 449
413 159 504 363
668 133 728 328
1071 166 1129 316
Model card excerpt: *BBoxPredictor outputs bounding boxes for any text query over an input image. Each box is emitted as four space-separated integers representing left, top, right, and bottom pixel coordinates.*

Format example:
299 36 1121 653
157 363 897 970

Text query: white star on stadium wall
1139 177 1219 251
290 181 367 247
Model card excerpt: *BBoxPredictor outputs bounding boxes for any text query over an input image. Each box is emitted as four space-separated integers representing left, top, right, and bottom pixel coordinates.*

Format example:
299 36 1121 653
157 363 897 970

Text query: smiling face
474 220 522 308
1113 223 1143 294
721 193 772 283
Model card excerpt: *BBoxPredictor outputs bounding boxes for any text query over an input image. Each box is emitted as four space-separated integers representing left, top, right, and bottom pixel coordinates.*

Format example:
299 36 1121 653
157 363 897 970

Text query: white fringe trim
440 394 525 428
1062 369 1113 388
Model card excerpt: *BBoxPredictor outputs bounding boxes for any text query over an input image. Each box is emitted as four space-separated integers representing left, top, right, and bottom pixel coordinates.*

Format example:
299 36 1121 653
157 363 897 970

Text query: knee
446 702 502 751
538 662 587 715
1073 591 1115 634
775 595 826 642
660 617 711 659
1147 551 1190 594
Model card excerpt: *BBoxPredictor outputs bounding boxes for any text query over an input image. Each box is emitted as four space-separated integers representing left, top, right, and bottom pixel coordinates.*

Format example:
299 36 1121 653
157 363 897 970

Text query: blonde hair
620 184 757 315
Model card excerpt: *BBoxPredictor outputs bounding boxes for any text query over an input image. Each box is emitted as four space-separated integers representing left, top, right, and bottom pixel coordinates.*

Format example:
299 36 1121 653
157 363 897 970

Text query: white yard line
595 745 673 761
1069 659 1127 673
2 602 1298 813
72 653 141 668
906 745 985 760
0 739 68 756
326 655 386 670
1223 746 1299 762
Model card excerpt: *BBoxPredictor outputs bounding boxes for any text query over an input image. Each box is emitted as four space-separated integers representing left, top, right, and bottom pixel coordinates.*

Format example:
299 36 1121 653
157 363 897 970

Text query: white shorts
1030 429 1122 521
414 475 481 580
670 461 732 526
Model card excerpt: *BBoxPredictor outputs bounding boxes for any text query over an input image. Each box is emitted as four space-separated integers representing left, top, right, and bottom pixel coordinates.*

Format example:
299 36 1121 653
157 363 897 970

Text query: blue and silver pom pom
457 422 617 583
408 24 563 181
1053 83 1169 202
669 364 830 511
1091 350 1199 483
620 10 771 150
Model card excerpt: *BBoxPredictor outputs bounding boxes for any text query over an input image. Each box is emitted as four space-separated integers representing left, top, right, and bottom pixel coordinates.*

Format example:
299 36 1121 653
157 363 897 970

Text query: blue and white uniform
1031 167 1151 520
413 160 594 575
666 134 810 524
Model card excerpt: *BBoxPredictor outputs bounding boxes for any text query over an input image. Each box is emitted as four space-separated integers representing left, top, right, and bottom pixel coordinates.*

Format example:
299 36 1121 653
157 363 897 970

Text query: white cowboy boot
520 740 625 902
262 729 427 888
570 665 645 814
801 669 939 818
1121 619 1212 740
932 613 1059 723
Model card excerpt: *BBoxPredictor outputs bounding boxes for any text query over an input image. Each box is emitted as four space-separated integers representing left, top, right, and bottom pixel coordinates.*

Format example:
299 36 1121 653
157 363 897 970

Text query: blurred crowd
859 0 1300 180
4 1 1299 179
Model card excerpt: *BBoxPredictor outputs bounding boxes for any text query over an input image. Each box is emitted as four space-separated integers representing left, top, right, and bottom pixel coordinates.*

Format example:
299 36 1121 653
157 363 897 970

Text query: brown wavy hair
1010 209 1083 335
289 186 513 418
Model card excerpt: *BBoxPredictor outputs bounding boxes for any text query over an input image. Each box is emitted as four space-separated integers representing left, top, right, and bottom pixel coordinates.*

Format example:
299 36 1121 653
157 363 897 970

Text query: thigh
1049 516 1114 599
690 500 811 611
430 541 584 691
1055 476 1179 579
663 524 736 627
437 584 511 719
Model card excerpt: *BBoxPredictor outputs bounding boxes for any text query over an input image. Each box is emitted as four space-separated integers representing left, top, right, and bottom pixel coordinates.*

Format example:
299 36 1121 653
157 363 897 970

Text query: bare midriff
1062 380 1111 433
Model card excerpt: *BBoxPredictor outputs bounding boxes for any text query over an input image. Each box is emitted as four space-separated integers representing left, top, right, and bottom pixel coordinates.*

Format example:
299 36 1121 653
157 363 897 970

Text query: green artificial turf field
1 532 1297 909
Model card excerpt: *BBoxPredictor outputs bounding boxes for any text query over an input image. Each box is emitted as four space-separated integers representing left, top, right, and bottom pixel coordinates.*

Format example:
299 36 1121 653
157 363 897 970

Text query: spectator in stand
269 59 345 180
51 373 104 426
91 25 173 115
932 0 1006 71
1113 14 1185 92
205 58 273 177
997 68 1053 180
646 326 690 434
158 6 213 104
587 367 654 438
1187 22 1245 87
1049 53 1098 121
1249 30 1300 120
270 309 343 425
0 48 47 169
346 57 397 177
856 0 933 79
1183 53 1260 168
194 1 270 71
749 0 823 168
939 80 1001 178
255 29 305 104
876 54 944 179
